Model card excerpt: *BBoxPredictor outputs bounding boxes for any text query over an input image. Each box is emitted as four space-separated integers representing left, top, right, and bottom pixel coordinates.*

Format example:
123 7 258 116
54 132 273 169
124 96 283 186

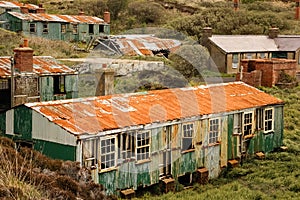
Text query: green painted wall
0 112 6 134
34 139 76 161
227 114 233 160
65 75 79 99
99 170 117 195
40 76 54 101
14 106 32 140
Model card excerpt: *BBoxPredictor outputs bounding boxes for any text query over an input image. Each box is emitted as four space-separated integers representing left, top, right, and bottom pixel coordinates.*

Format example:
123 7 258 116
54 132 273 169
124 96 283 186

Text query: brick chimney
13 39 34 73
36 4 46 14
233 0 239 11
104 11 110 24
201 27 212 46
268 27 279 39
296 0 300 20
95 68 114 96
79 9 85 16
20 6 29 14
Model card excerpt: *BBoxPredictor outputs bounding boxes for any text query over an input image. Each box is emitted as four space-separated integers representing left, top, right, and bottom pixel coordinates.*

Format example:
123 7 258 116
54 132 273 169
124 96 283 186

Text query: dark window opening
182 123 194 151
42 23 48 33
29 23 36 33
72 24 78 34
89 24 94 34
99 24 105 33
54 76 65 94
61 24 66 33
272 52 287 59
118 132 135 162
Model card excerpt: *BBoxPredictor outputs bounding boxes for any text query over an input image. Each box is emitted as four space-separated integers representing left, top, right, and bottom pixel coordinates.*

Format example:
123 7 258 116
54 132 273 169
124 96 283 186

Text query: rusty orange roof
0 1 39 10
110 35 181 56
25 82 283 136
8 12 105 24
0 56 76 77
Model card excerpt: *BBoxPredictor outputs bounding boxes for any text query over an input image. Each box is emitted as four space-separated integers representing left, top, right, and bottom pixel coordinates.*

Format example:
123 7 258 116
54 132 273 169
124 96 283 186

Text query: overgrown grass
133 85 300 199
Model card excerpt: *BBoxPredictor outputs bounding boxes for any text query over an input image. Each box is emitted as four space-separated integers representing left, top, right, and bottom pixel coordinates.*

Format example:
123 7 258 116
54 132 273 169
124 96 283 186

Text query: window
233 113 242 135
264 108 274 132
83 139 98 167
136 131 150 161
100 137 116 169
54 76 65 94
260 52 266 58
0 79 9 90
256 108 264 131
89 24 94 34
232 53 238 69
61 24 66 33
209 119 220 144
246 53 252 59
118 132 135 162
243 112 253 136
42 23 48 33
29 23 36 33
72 24 78 34
182 123 194 151
99 24 105 33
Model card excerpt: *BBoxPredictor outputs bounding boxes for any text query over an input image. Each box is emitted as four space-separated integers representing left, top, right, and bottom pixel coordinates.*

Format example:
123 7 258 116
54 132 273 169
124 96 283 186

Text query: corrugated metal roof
0 56 76 77
0 1 39 9
209 35 278 53
8 12 105 24
25 82 283 136
113 35 181 56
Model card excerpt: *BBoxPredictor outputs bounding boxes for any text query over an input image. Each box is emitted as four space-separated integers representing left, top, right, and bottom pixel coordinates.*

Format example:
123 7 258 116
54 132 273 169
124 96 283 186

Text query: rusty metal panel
220 116 228 167
25 82 283 136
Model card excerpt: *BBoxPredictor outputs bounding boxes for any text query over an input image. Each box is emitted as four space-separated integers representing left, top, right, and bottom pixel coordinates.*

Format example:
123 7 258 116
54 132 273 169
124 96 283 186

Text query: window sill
181 149 195 154
264 131 274 135
244 134 255 139
233 133 242 136
208 142 221 147
99 166 117 173
135 159 151 165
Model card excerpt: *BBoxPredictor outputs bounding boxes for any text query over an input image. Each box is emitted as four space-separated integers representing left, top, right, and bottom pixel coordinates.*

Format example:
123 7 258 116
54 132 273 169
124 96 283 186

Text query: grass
132 85 300 200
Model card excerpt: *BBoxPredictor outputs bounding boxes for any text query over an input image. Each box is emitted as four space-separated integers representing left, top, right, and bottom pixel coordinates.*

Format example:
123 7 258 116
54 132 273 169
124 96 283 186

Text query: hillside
0 136 116 199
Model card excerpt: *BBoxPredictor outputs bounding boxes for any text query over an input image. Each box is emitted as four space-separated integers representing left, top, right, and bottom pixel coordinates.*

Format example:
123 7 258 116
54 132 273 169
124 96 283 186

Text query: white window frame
118 132 135 163
72 24 78 34
136 131 150 162
264 108 274 133
243 112 254 136
256 108 264 131
233 113 242 135
83 138 98 167
232 53 239 69
182 123 194 151
100 136 117 170
61 24 66 33
209 118 220 144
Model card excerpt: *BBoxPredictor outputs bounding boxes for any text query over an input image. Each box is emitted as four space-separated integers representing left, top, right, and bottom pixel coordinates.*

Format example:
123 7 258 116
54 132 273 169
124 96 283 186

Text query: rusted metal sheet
97 35 181 56
8 12 105 24
0 56 76 78
0 1 39 10
25 82 283 136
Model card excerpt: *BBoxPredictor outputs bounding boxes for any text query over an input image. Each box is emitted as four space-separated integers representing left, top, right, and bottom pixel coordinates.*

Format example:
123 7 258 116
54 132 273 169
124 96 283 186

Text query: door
159 125 172 178
205 145 220 179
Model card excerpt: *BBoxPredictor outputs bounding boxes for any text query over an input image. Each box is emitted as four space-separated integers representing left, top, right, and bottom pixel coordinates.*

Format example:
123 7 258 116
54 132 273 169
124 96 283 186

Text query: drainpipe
10 56 14 108
240 65 243 81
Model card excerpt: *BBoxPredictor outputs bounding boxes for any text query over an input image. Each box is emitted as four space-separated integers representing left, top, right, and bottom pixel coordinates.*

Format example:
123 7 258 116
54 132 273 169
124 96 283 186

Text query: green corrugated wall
14 106 32 140
0 112 6 134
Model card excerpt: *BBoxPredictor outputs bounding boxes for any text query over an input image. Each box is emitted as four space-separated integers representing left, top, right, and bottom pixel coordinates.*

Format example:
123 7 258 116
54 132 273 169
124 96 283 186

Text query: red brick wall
13 48 34 73
236 70 262 87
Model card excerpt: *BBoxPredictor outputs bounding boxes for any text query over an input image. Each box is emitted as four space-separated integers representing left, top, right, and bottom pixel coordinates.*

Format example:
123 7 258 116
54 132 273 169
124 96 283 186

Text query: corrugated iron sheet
26 82 284 135
0 56 76 77
8 12 104 24
113 35 181 56
0 1 39 9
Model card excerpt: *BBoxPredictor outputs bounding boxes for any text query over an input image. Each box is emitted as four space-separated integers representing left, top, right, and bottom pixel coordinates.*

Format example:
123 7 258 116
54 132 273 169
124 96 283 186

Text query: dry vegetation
0 137 117 200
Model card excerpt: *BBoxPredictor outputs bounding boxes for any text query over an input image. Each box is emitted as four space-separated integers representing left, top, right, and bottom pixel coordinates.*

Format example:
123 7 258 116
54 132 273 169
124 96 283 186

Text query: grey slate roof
275 36 300 51
209 35 278 53
209 35 300 53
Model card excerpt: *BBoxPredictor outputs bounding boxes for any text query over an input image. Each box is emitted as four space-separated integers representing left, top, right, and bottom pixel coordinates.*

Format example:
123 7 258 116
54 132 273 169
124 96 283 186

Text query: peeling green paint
14 106 32 140
0 112 6 134
34 139 76 161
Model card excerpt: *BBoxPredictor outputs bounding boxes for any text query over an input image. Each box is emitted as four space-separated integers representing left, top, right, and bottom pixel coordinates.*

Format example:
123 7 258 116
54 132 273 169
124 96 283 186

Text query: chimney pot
269 27 279 39
104 11 110 24
23 38 28 47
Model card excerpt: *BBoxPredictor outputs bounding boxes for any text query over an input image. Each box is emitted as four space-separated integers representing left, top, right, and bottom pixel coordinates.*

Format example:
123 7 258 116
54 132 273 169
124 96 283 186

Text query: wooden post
296 0 300 20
